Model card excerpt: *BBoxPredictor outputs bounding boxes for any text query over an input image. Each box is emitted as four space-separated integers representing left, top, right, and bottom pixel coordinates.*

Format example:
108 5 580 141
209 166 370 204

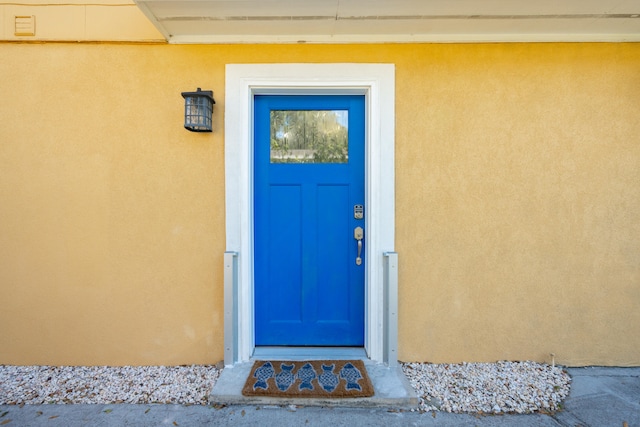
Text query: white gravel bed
0 365 221 405
1 361 570 413
402 361 571 414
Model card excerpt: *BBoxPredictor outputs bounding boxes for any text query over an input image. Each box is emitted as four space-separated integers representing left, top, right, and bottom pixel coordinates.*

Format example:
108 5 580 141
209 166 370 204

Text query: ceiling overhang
133 0 640 44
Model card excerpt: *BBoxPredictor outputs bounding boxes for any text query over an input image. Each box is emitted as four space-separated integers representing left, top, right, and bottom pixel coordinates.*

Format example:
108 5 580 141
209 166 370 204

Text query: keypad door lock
354 204 364 220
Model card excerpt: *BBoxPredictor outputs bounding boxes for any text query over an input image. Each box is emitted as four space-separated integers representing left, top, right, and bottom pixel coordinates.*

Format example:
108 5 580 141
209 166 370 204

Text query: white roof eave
133 0 640 43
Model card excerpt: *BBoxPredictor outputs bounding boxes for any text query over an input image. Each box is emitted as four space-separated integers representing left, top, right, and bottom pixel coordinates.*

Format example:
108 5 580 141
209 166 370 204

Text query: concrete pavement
553 367 640 427
1 367 638 426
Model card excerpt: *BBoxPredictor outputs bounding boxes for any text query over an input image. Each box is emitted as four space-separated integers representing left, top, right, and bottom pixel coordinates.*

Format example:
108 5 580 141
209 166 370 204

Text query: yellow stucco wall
0 0 163 42
0 42 638 366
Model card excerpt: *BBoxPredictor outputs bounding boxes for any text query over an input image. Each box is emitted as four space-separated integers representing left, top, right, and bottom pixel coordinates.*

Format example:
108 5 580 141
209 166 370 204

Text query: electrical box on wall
15 16 36 37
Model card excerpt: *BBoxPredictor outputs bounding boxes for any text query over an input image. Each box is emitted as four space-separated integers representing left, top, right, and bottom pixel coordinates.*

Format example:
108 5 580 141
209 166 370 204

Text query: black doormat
242 360 374 398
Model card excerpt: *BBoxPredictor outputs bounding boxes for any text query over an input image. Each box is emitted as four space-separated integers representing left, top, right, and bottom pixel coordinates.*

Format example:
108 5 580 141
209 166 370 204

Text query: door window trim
224 63 395 364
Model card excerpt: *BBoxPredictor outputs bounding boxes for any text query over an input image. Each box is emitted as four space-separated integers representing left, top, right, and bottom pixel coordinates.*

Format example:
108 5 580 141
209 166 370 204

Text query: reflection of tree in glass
270 110 348 163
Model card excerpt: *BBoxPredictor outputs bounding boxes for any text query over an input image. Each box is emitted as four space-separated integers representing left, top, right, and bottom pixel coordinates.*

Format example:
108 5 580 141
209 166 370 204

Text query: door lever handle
354 226 364 265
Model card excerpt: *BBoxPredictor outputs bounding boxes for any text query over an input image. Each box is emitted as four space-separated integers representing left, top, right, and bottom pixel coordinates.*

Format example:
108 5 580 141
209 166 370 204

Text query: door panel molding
224 63 395 365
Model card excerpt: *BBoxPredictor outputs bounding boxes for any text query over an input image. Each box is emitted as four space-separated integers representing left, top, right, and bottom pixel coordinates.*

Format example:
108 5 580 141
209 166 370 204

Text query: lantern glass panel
184 94 213 132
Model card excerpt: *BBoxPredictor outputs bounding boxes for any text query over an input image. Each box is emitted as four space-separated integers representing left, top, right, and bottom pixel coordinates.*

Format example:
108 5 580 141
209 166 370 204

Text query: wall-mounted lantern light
181 88 215 132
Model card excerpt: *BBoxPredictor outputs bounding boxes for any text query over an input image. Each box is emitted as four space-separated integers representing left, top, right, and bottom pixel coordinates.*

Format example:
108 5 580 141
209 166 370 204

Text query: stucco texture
0 43 638 366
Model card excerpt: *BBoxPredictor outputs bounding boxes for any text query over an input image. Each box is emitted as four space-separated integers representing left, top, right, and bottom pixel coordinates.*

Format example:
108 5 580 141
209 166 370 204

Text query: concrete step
210 360 419 410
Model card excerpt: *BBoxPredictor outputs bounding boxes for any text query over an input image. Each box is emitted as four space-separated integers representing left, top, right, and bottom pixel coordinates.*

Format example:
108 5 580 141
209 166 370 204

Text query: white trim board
224 63 395 365
171 34 640 44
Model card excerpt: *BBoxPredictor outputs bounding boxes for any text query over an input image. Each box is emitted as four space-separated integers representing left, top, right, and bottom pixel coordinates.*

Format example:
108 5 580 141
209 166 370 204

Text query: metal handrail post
223 251 239 367
383 251 399 367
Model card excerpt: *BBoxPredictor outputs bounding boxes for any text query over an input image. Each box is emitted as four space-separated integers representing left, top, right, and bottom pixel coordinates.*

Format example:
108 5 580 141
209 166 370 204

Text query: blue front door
254 95 365 346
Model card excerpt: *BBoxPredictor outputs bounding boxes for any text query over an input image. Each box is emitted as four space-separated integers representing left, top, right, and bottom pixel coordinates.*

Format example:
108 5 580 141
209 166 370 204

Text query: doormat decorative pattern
242 360 374 398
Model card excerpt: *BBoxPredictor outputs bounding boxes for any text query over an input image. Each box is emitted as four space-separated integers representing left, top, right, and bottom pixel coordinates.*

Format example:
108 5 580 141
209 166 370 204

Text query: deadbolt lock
354 204 364 220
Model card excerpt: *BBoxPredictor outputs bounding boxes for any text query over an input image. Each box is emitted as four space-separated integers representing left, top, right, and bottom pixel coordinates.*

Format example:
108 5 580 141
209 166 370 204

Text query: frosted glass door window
270 110 349 163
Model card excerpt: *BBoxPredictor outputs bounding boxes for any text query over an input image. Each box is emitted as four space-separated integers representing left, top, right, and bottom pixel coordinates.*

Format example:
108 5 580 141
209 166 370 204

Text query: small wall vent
15 16 36 37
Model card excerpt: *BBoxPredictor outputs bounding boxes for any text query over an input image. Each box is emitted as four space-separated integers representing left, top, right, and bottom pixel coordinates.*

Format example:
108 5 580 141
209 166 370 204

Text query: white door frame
224 63 395 365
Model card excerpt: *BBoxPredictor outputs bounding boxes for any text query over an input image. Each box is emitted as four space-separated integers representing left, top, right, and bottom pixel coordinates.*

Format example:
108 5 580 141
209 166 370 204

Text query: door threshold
252 347 367 361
